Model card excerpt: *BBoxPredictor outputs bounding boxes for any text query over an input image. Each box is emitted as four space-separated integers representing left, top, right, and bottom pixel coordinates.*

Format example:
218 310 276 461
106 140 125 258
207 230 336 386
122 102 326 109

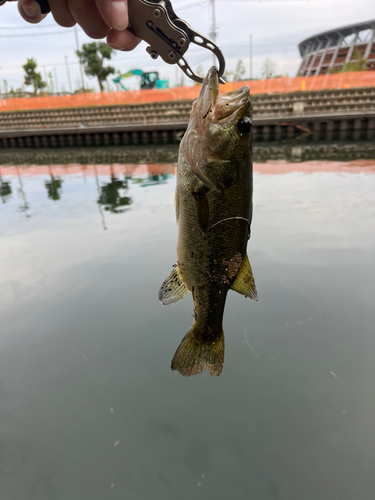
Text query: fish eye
237 117 252 135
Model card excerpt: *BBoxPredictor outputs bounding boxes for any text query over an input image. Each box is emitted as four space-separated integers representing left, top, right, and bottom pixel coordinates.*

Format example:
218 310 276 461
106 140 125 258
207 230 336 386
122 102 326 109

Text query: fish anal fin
231 254 258 301
158 265 189 306
171 324 224 377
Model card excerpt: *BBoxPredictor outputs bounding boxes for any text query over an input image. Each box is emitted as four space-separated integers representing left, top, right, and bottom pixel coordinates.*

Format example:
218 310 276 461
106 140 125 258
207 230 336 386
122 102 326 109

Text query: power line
209 0 217 66
0 30 74 38
74 25 85 90
176 0 319 4
175 1 206 10
0 22 56 29
216 0 319 2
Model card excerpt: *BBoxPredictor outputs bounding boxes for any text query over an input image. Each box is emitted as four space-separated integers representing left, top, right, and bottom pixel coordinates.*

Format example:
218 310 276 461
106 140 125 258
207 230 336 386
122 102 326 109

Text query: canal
0 144 374 499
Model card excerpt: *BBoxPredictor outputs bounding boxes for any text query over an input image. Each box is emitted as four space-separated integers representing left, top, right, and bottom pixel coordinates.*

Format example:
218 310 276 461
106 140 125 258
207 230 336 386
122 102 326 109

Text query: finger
107 29 141 51
18 0 47 23
95 0 129 31
48 0 76 27
67 0 110 39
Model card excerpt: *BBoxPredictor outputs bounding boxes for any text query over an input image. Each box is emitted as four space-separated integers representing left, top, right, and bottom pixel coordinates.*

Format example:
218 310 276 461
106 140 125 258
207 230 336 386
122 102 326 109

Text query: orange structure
1 72 375 113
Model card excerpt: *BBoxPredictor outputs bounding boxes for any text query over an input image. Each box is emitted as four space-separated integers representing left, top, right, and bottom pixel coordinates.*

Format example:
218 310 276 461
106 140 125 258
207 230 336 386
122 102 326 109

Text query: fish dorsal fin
231 254 258 301
158 265 189 305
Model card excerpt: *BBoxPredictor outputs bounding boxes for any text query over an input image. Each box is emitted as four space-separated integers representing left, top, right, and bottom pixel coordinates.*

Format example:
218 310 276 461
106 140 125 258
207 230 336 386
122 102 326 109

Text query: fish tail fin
171 323 224 377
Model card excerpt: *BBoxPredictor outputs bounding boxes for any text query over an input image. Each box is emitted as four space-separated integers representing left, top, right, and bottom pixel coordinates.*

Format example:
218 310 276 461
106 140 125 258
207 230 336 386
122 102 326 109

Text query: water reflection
0 163 177 213
0 177 12 203
139 173 171 187
1 154 375 499
97 174 132 213
15 166 30 217
45 166 63 201
1 159 374 210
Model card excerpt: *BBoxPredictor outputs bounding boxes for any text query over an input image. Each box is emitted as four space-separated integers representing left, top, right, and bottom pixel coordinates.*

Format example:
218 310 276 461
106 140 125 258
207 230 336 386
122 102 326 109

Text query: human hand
17 0 141 51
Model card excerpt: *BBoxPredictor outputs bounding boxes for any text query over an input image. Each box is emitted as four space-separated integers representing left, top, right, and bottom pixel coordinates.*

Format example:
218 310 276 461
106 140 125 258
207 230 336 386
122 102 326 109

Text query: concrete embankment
1 83 375 148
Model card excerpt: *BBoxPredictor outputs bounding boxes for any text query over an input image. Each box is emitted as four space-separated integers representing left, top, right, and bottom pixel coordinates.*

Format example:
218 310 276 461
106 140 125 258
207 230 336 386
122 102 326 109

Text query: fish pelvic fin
171 323 224 377
158 264 189 306
231 254 258 301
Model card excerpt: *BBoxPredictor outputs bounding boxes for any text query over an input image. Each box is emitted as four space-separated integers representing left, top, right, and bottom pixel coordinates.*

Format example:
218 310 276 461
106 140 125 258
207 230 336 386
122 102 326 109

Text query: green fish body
159 67 257 376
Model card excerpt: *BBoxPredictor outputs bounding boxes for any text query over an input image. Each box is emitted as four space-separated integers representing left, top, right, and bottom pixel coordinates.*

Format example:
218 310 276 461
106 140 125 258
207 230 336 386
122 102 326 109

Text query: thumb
18 0 47 23
95 0 129 31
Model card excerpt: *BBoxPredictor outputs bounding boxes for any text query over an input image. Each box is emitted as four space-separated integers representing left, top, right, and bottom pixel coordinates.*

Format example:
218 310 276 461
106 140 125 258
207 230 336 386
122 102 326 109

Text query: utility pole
249 35 253 80
65 56 73 94
74 25 85 90
209 0 217 66
42 65 48 84
53 67 60 95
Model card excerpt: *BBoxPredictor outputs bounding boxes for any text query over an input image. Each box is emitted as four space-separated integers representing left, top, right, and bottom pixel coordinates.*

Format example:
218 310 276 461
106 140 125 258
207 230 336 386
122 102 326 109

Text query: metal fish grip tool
127 0 226 84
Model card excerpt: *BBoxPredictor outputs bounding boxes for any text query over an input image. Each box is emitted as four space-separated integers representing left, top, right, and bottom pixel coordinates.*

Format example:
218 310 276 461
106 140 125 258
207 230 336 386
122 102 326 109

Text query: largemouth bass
159 67 257 377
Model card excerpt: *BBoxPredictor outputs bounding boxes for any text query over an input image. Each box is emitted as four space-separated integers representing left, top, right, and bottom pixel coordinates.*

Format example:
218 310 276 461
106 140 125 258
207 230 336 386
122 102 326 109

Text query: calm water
0 157 375 500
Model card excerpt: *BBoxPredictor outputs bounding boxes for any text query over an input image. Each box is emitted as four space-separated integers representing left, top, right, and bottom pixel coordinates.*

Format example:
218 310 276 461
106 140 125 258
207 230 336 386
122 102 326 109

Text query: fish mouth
197 67 251 123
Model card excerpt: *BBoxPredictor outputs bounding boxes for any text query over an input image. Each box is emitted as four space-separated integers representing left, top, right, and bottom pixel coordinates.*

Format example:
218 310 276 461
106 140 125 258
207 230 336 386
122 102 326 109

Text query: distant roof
298 19 375 56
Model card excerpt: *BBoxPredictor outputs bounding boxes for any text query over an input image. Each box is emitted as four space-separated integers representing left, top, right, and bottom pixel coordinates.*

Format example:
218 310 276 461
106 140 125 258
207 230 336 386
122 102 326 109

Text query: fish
158 66 257 377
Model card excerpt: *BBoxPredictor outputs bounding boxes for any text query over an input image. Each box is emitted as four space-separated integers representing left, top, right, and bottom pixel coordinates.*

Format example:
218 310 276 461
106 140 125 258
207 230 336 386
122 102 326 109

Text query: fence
1 71 375 113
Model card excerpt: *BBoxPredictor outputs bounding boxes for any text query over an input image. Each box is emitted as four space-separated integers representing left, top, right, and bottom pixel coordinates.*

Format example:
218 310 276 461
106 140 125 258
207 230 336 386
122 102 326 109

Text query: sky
0 0 374 93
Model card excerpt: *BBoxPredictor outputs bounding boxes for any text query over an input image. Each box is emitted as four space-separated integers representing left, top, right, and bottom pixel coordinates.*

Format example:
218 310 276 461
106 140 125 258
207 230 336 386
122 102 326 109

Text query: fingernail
22 4 37 17
107 42 123 50
110 1 128 31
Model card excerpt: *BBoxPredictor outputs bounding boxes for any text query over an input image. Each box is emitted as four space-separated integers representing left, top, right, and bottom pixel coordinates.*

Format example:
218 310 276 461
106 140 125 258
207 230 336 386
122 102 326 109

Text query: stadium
298 19 375 76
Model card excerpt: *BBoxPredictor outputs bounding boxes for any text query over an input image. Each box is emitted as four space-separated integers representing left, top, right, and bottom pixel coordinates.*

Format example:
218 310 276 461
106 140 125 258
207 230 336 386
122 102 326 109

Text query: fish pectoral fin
231 254 258 301
158 264 189 305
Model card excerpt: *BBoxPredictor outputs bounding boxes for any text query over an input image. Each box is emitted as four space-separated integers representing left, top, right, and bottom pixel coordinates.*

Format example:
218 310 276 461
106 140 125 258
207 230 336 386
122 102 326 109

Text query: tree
76 42 115 92
45 176 63 201
196 65 204 78
97 176 132 213
23 58 46 95
233 59 246 81
223 69 234 82
261 57 277 80
9 86 25 97
46 71 55 94
327 49 368 74
342 49 368 72
0 178 12 203
74 87 94 94
1 79 9 96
